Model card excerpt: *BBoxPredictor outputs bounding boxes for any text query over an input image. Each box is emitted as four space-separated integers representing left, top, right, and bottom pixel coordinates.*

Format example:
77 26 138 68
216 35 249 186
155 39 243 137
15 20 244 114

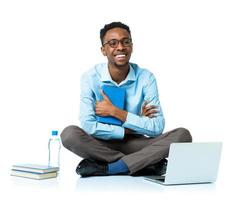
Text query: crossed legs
61 125 192 174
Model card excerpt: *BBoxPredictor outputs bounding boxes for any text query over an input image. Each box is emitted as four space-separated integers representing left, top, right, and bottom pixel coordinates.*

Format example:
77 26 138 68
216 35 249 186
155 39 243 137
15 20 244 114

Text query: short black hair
100 22 131 45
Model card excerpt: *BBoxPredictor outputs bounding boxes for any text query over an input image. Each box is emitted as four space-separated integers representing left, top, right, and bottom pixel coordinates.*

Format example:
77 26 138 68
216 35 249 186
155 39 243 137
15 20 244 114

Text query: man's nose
116 41 126 50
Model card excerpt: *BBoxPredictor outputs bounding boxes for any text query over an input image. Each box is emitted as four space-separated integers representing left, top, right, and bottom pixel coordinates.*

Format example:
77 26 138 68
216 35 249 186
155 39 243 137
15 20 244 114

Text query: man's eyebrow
107 37 131 40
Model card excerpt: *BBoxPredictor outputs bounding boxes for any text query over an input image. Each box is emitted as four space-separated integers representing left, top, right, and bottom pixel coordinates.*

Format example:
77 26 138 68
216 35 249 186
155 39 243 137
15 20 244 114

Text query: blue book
96 85 126 126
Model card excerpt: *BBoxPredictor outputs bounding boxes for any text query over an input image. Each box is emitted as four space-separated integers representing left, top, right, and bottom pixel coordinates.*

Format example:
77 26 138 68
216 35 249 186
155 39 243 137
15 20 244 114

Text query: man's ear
101 46 106 56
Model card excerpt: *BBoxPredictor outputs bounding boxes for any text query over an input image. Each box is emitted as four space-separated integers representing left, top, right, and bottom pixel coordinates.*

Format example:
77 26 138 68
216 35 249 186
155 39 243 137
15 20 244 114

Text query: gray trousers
61 126 192 174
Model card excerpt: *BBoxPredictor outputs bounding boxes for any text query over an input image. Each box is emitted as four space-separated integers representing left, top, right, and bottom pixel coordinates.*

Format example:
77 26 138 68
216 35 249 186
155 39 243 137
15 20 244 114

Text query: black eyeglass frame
103 38 133 48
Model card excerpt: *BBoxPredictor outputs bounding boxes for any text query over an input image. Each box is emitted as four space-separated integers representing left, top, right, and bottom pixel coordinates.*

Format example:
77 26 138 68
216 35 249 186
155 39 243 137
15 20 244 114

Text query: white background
0 0 252 199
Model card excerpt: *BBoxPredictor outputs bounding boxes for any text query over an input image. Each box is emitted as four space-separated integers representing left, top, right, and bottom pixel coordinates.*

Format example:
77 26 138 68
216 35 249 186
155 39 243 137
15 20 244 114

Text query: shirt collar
101 63 136 85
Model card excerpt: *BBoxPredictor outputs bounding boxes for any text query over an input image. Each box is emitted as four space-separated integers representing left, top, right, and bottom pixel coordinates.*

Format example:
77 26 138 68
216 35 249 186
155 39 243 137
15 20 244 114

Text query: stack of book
11 164 59 180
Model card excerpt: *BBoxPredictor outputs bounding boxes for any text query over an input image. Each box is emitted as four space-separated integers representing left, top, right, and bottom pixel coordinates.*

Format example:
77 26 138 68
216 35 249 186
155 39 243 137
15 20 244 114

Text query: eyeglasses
103 38 132 48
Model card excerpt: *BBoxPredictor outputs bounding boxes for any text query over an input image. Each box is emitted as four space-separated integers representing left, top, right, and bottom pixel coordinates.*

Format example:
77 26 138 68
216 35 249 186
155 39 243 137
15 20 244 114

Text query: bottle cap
52 130 58 136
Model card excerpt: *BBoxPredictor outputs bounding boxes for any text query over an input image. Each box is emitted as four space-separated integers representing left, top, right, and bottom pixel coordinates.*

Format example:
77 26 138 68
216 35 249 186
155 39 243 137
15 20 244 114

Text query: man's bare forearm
111 106 128 122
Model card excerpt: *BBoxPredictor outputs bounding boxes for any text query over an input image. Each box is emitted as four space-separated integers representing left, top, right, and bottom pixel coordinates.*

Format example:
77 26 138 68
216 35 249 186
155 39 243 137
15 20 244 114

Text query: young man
61 22 192 177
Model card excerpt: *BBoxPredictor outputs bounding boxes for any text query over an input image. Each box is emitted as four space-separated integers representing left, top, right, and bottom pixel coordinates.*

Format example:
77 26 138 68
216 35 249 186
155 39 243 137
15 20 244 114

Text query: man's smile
114 52 128 61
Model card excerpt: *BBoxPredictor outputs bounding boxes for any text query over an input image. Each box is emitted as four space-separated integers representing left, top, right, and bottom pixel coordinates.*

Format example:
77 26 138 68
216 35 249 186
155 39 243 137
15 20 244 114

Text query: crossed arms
96 90 159 134
79 72 165 140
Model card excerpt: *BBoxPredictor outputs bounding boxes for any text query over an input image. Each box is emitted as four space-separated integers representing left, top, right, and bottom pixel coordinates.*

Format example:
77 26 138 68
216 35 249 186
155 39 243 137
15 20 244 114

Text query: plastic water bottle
48 130 61 168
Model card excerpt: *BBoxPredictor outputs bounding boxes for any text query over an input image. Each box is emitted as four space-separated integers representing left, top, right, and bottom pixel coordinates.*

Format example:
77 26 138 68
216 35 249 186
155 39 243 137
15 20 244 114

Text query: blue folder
96 85 126 126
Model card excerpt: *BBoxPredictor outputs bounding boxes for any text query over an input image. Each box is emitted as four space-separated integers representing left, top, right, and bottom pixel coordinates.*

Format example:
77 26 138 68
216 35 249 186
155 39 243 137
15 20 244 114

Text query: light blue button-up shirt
79 63 165 140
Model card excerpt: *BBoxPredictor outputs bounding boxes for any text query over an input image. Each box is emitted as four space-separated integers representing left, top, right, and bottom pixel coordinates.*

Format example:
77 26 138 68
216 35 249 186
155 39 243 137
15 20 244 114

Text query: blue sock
108 159 129 175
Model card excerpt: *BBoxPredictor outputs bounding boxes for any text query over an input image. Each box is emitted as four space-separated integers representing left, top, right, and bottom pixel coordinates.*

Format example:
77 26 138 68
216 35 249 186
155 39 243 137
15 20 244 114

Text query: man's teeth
115 54 126 58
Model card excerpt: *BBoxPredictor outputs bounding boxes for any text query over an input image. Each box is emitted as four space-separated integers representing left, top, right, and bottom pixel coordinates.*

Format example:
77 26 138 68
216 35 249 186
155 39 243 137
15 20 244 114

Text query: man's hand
96 90 128 122
141 101 158 118
95 90 115 117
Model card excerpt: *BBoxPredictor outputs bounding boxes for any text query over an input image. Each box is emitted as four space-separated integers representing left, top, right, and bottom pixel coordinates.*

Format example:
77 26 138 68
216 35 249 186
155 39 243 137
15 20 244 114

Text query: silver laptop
145 142 222 185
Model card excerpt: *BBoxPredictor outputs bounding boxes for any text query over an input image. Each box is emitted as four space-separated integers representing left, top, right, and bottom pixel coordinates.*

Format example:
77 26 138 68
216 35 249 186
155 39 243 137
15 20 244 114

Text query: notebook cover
11 169 57 180
12 164 59 173
96 85 126 126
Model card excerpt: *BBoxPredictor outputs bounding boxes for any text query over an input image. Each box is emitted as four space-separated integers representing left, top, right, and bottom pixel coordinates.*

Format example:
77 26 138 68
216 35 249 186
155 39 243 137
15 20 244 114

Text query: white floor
3 142 252 200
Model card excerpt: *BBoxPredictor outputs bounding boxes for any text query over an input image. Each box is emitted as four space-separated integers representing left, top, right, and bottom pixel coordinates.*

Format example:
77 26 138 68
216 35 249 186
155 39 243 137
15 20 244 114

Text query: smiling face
101 27 133 68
